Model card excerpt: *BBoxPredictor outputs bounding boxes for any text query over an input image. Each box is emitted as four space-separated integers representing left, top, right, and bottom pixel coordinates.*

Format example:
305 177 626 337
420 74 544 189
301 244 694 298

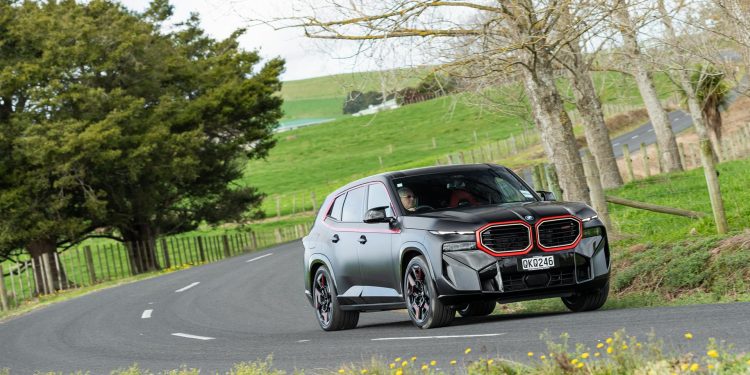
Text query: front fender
398 241 438 289
305 253 337 306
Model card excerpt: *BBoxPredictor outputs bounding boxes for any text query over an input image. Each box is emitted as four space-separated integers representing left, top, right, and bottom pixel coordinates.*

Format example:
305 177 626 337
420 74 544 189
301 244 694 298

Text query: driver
398 187 417 212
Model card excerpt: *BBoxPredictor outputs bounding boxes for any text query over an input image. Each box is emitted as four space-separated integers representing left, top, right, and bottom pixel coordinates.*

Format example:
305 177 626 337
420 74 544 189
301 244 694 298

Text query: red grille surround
535 215 583 251
475 221 533 257
474 215 583 257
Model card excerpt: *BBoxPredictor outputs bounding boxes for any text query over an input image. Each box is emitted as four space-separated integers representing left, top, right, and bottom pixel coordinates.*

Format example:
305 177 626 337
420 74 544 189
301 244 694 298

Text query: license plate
521 255 555 271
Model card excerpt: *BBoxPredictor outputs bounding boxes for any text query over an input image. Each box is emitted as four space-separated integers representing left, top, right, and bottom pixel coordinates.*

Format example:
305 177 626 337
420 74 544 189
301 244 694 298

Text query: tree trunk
565 41 623 189
703 100 723 161
615 6 683 172
520 53 590 203
26 238 69 294
121 223 160 274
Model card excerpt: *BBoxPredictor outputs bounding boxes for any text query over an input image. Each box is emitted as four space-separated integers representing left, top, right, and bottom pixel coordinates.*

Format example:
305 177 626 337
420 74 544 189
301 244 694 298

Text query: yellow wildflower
411 356 417 362
577 362 584 369
571 359 579 365
540 355 546 360
396 370 403 375
421 364 428 370
581 353 590 359
487 359 494 365
361 370 367 374
747 359 750 366
430 360 436 366
594 353 601 357
622 344 629 350
389 363 396 369
607 347 613 354
690 363 699 372
465 348 472 354
597 343 605 349
450 360 457 365
636 343 642 348
707 349 719 358
708 364 714 370
402 361 408 367
527 352 534 357
338 370 345 374
395 357 401 362
684 332 694 340
606 337 613 344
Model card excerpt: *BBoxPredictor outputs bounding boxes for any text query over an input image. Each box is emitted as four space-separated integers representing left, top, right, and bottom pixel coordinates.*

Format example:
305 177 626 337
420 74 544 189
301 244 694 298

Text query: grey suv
302 164 610 330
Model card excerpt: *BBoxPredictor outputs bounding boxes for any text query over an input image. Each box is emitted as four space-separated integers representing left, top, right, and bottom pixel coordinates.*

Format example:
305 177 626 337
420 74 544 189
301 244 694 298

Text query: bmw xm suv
302 164 610 330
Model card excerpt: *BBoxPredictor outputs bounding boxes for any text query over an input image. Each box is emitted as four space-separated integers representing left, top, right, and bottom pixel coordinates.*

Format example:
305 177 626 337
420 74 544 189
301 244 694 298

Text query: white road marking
175 282 200 293
172 333 215 341
148 302 153 305
612 142 620 147
246 253 273 263
648 129 654 132
141 309 153 319
297 339 310 343
631 135 639 139
371 332 506 341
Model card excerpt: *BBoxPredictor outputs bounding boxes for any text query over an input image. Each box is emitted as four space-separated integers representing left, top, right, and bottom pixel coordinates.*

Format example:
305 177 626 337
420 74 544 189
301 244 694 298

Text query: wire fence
0 223 312 312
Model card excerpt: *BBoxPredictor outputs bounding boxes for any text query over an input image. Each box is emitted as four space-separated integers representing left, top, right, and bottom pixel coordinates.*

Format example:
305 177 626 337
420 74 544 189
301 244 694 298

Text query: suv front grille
537 217 581 249
479 223 531 254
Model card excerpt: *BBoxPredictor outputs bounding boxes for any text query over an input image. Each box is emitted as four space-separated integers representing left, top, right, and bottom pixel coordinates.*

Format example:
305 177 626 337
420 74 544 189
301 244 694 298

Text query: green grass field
253 71 678 216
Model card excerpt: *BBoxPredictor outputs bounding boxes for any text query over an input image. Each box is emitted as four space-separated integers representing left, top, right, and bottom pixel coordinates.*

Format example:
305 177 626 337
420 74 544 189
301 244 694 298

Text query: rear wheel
457 300 497 317
404 256 454 329
313 266 359 331
562 281 609 312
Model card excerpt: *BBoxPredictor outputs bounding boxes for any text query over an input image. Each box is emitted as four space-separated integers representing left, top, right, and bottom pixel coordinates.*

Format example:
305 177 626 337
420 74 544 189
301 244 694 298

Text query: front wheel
313 266 359 331
561 281 609 312
457 300 497 317
403 256 454 329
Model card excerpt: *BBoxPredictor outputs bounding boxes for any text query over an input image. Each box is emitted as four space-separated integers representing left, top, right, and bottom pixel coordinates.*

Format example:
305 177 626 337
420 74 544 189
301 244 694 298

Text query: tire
561 281 609 312
457 300 497 317
403 256 454 329
312 266 359 331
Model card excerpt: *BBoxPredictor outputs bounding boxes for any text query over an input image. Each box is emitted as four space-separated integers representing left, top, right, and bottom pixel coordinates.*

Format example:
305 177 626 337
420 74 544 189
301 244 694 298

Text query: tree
281 0 601 202
0 1 284 276
610 1 683 173
689 65 730 160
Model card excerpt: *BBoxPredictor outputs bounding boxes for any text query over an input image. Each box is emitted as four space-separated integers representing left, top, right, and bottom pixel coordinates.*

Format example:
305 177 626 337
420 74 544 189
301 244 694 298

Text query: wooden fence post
655 142 664 174
310 192 318 213
622 144 635 182
222 235 231 258
582 151 612 229
41 252 54 294
532 164 543 190
251 232 258 250
83 246 97 285
276 196 281 218
197 237 206 262
510 134 518 154
458 152 466 164
0 265 8 311
678 143 687 170
274 228 283 243
545 164 563 200
641 143 651 178
161 239 171 269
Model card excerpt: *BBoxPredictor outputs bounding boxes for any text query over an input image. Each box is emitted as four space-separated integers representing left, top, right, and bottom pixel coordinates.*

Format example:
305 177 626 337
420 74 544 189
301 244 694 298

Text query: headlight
442 242 478 252
583 226 603 238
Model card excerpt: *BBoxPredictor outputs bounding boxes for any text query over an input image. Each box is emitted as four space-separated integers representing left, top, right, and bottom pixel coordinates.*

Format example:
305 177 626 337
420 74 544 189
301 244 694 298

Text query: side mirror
537 190 557 201
364 206 394 224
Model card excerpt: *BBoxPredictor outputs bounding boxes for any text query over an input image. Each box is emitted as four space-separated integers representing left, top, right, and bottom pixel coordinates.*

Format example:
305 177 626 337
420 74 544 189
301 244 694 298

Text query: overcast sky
117 0 423 81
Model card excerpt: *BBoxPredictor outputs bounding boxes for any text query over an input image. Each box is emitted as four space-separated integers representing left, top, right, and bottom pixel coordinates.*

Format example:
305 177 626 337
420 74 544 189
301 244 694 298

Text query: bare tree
556 8 624 189
611 1 683 172
656 0 727 233
275 0 617 202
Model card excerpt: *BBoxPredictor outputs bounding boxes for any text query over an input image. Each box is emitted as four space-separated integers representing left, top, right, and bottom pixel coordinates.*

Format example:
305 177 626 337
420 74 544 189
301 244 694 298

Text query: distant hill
280 67 430 120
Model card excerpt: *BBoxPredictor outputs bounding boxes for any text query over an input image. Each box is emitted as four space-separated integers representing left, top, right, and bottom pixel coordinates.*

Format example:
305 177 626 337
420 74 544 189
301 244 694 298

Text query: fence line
0 223 313 312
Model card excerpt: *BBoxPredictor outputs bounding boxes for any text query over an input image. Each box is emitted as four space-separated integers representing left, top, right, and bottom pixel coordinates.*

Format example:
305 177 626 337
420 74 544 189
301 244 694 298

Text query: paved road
610 109 694 157
1 241 749 373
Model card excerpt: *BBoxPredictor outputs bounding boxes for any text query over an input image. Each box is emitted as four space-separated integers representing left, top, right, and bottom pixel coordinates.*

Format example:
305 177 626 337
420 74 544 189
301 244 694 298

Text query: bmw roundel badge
524 215 535 221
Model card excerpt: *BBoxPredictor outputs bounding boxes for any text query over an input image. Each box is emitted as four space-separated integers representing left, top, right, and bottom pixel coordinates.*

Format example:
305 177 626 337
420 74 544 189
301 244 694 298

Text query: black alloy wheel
561 281 610 312
313 266 359 331
403 256 454 329
457 300 497 317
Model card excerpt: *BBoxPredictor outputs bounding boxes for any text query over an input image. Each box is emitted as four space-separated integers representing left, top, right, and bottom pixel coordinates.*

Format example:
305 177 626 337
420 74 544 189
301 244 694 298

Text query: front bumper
435 233 610 305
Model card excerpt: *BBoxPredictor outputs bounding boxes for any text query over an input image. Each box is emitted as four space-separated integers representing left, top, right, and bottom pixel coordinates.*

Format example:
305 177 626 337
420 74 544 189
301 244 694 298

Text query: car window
367 183 393 217
328 194 345 221
341 187 366 222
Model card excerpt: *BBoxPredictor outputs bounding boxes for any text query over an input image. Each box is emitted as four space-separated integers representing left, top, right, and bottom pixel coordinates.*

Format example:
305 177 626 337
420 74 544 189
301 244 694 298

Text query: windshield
392 168 537 214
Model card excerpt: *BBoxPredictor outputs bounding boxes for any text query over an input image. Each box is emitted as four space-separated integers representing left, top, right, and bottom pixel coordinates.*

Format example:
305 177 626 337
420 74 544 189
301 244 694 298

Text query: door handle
331 234 339 243
358 235 367 244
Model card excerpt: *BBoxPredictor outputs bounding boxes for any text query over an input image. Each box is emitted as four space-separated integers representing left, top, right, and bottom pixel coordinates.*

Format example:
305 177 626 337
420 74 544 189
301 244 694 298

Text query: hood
400 201 595 231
